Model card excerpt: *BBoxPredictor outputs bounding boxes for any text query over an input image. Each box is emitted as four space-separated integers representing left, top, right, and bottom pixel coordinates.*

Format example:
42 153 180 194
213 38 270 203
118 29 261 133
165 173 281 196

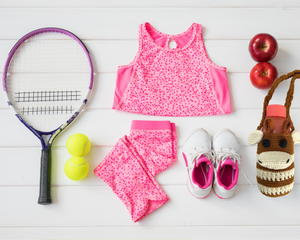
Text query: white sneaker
213 129 241 199
182 128 214 199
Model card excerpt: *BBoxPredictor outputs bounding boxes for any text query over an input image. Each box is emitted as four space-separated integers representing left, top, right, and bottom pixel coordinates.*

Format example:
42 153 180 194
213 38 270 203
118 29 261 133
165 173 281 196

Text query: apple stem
262 71 267 76
260 44 267 50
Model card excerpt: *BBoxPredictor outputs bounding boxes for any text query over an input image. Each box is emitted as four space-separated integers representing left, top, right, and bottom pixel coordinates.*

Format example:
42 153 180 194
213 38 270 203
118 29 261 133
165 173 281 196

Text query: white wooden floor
1 1 300 239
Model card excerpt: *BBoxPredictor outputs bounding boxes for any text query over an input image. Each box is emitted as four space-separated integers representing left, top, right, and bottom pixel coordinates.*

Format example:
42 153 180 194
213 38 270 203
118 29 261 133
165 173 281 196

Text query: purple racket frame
2 28 94 205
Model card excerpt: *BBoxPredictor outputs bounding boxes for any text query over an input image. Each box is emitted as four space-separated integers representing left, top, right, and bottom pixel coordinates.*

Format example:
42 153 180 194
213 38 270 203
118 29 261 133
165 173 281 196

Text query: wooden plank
0 40 256 74
2 0 300 8
5 145 299 186
0 9 300 40
1 226 299 239
1 39 299 75
1 185 300 226
0 72 294 111
0 109 266 147
1 71 299 110
2 109 300 147
0 39 299 76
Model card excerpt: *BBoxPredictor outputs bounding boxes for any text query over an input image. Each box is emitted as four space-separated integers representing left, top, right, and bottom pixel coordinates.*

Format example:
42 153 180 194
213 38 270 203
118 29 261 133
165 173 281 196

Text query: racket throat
41 135 52 149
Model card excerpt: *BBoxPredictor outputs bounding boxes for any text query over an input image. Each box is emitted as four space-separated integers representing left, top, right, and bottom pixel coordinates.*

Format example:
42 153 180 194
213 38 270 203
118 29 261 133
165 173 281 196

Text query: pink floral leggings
94 120 177 222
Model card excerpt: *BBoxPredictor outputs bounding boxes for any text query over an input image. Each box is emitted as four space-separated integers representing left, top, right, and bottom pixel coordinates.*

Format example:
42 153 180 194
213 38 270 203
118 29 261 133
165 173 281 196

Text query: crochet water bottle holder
248 70 300 197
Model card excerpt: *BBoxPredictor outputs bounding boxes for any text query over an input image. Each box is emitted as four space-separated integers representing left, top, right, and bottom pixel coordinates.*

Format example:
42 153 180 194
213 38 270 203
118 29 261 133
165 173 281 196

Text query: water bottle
262 104 286 134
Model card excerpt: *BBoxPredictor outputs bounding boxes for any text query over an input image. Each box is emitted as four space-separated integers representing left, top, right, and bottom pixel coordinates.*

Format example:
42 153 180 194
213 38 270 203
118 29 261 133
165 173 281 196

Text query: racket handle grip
38 149 52 205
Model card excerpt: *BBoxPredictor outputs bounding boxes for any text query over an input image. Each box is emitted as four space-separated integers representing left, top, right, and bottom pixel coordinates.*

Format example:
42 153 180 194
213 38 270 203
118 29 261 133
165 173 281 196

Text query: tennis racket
2 28 94 205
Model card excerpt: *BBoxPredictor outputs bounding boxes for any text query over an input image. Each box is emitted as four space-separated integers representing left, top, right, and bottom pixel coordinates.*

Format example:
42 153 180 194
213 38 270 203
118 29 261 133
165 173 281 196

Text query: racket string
15 90 81 102
21 105 75 115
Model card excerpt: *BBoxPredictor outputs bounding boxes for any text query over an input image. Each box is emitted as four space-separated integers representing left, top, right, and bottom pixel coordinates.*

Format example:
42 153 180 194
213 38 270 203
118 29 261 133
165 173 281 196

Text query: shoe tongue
221 157 236 169
196 155 210 167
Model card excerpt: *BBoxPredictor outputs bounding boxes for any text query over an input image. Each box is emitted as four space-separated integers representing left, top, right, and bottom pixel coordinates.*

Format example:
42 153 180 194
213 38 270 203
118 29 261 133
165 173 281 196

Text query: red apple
249 33 278 62
250 62 278 89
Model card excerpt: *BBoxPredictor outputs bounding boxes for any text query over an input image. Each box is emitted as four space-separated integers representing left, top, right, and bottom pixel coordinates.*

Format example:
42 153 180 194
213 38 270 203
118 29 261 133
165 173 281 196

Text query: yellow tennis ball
64 156 89 181
66 133 91 157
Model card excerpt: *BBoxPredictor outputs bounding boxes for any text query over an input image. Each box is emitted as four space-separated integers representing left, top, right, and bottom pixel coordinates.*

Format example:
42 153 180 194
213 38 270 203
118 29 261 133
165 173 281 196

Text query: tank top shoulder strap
193 23 203 42
139 22 161 49
138 23 145 38
132 23 144 62
193 23 213 65
138 23 156 50
139 23 146 35
137 23 145 46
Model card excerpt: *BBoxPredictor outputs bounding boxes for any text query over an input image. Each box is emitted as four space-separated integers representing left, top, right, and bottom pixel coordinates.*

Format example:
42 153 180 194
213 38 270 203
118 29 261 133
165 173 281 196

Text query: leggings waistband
131 120 176 131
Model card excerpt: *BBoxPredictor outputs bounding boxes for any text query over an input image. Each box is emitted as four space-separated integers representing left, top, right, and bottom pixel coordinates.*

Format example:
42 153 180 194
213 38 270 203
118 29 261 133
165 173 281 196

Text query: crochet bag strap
257 69 300 131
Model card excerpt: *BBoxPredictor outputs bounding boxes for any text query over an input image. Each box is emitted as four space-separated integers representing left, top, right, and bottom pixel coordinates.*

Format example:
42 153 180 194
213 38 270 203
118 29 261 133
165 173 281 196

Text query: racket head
3 28 94 145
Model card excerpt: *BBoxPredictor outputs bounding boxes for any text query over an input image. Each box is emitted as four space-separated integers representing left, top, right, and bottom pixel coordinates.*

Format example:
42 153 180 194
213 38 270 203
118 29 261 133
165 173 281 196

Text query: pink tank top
113 23 232 117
